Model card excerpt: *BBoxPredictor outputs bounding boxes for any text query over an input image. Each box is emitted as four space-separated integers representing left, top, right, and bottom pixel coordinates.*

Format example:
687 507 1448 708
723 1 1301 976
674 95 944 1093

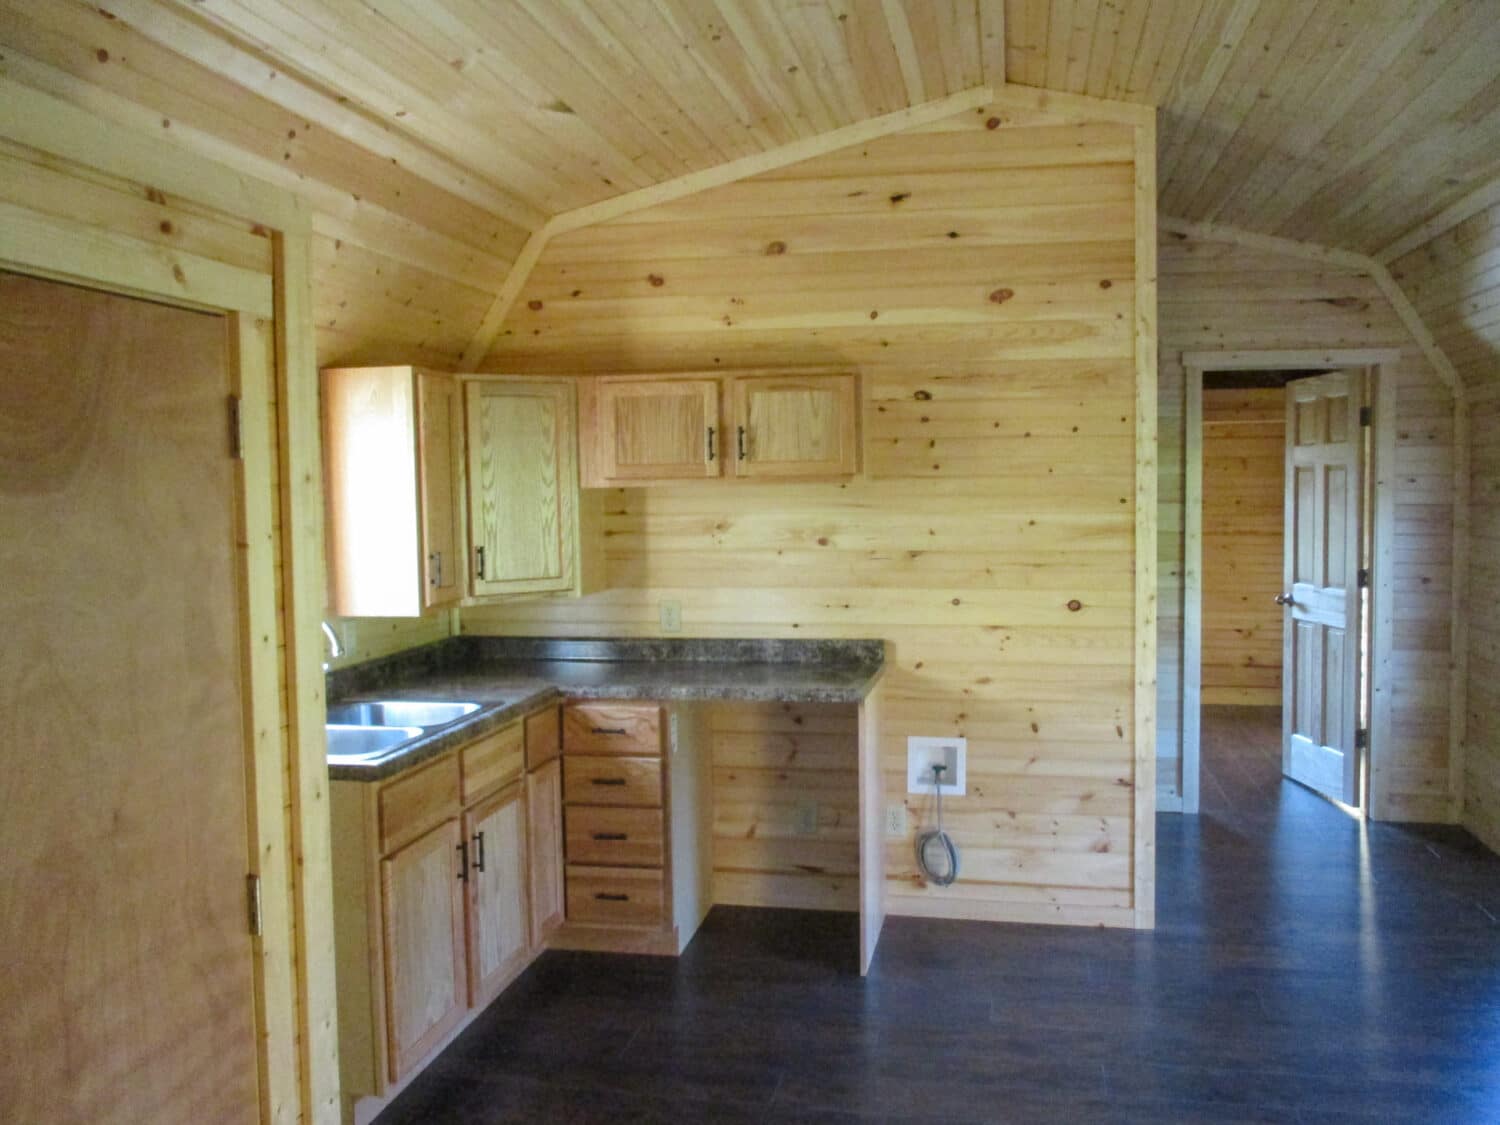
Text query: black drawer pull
591 726 628 735
591 777 627 786
595 892 630 902
592 832 628 841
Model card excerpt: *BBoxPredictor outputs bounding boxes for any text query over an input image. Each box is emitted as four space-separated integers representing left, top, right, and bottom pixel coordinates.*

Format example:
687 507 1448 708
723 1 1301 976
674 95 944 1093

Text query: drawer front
460 722 524 806
565 806 664 867
562 702 661 757
523 705 561 770
565 865 665 928
563 755 662 808
379 756 460 855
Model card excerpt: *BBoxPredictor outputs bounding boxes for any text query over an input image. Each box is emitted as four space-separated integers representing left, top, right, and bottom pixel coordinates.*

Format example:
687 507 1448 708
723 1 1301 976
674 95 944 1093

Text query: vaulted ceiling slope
1 1 1496 373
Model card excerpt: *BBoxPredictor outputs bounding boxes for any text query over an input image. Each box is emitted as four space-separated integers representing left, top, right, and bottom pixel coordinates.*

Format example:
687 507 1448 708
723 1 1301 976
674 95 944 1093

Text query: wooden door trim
0 89 335 1124
1180 349 1399 818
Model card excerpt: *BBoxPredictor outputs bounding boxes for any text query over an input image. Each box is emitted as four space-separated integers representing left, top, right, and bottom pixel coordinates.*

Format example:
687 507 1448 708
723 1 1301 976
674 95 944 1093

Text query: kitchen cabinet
463 782 529 1008
322 366 465 616
525 706 565 947
579 369 860 487
465 378 590 598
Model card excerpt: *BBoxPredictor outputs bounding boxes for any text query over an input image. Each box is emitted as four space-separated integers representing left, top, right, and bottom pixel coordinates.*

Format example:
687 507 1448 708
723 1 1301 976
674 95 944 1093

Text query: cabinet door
465 379 577 596
731 373 859 478
381 819 467 1083
526 758 566 947
464 782 530 1007
417 371 464 609
592 378 722 483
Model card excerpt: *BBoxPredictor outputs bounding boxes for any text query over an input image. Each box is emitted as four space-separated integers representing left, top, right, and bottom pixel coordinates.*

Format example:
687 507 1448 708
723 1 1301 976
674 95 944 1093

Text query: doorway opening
1180 350 1399 819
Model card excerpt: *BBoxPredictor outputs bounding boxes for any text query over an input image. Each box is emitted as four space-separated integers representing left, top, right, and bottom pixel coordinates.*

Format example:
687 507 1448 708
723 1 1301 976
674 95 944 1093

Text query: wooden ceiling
6 1 1494 255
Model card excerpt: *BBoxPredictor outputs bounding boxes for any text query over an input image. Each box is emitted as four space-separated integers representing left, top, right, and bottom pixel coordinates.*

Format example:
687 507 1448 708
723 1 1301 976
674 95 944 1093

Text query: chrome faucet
321 621 345 669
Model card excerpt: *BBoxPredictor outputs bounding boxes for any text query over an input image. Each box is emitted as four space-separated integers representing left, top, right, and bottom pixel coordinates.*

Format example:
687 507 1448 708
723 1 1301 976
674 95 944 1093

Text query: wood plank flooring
375 706 1500 1123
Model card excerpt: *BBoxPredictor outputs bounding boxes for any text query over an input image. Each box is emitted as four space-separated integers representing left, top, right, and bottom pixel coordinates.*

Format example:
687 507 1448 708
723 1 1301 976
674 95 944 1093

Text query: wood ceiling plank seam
896 0 957 101
1258 0 1487 243
126 0 543 231
734 0 850 135
975 0 1006 88
184 0 565 207
997 0 1031 87
709 0 837 136
1043 0 1077 91
378 0 674 199
1141 0 1234 109
880 0 929 106
1019 0 1052 88
1161 0 1324 219
1130 0 1202 106
1349 140 1500 257
308 208 515 293
585 0 761 161
1099 0 1152 101
760 1 870 125
1064 0 1109 96
949 0 986 89
0 10 531 260
839 0 914 117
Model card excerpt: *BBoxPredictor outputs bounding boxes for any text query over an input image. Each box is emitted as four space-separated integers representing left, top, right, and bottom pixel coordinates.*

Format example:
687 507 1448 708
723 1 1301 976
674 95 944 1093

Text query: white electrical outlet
793 797 818 836
885 803 908 837
659 599 682 633
907 736 967 796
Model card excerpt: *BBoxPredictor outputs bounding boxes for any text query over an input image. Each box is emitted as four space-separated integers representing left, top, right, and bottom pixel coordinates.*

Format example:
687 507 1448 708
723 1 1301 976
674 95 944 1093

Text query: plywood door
0 272 259 1123
1282 370 1365 806
731 373 859 478
593 378 722 483
526 758 566 947
465 379 575 596
380 818 467 1083
464 783 529 1006
417 370 463 610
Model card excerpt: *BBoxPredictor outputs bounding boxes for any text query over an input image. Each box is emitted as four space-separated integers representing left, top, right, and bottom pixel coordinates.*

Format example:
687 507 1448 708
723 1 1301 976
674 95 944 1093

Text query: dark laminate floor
376 706 1500 1124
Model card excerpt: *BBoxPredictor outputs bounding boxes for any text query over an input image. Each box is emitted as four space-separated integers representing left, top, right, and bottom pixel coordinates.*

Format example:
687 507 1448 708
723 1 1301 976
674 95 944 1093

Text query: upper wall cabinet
579 370 859 488
323 366 464 617
465 378 593 599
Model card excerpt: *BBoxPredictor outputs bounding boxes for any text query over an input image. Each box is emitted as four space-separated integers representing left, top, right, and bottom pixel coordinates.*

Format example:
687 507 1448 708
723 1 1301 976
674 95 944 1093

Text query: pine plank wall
1158 228 1459 822
464 106 1149 928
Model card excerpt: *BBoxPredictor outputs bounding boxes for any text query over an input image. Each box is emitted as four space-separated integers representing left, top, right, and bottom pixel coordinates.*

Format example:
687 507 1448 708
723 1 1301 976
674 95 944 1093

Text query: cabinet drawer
460 722 524 806
565 806 663 867
523 705 561 770
562 702 661 756
565 865 665 928
379 756 460 855
563 755 661 808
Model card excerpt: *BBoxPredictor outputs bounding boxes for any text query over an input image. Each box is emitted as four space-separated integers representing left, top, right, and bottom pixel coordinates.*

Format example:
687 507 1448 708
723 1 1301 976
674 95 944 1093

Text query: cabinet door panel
733 373 858 478
381 819 467 1083
527 759 566 947
465 783 529 1006
417 371 464 609
466 380 577 596
594 379 721 483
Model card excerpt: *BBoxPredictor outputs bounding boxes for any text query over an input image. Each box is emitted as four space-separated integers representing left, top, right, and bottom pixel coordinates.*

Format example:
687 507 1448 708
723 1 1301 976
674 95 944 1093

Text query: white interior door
1281 370 1365 806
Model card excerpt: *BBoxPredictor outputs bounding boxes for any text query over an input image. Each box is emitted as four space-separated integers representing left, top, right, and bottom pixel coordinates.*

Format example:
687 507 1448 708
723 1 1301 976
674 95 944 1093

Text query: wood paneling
1158 227 1458 822
1462 391 1500 851
1201 387 1284 705
464 107 1149 929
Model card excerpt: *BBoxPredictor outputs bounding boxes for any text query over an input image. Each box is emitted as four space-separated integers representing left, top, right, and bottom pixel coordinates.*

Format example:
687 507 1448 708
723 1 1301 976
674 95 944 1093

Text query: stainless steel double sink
325 699 481 762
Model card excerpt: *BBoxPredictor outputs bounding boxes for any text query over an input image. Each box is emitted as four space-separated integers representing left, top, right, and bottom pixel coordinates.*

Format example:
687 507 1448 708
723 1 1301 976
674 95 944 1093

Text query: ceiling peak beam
1375 176 1500 265
459 84 996 371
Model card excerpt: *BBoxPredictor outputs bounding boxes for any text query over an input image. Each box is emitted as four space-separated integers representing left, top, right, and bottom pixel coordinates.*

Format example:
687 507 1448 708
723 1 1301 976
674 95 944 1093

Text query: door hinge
1355 729 1369 751
246 873 262 937
1359 405 1372 427
1358 567 1370 588
227 394 243 460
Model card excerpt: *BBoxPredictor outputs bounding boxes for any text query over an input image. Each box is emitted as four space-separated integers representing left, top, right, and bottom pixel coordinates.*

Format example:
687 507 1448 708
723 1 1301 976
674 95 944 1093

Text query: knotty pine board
465 108 1144 928
1158 228 1457 822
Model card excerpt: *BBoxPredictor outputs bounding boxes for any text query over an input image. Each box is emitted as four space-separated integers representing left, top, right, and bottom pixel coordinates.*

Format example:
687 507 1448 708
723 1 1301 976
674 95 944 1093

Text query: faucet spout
321 620 345 661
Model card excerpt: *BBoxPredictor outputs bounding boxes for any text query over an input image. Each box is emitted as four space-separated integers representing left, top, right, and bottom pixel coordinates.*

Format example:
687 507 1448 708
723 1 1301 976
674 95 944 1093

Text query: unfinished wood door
593 377 722 483
464 782 529 1007
417 370 463 609
1282 370 1365 806
0 273 260 1123
381 817 468 1083
526 757 566 947
731 373 859 478
465 379 576 597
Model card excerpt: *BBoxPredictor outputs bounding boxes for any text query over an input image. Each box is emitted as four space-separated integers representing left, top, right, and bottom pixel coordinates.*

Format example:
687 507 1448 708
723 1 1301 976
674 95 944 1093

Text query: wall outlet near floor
885 803 908 837
793 797 819 836
659 599 682 633
907 736 967 796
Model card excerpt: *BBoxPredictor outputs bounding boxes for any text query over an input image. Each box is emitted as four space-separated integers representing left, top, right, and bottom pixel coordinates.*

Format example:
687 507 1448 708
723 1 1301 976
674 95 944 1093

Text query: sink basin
326 723 424 761
326 700 481 729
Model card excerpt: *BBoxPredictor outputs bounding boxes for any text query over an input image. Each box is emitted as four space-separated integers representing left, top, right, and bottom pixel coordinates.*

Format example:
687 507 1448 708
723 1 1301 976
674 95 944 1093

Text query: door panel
1282 369 1365 806
527 758 565 947
732 373 859 478
594 378 720 482
417 371 463 609
465 784 529 1006
0 272 259 1123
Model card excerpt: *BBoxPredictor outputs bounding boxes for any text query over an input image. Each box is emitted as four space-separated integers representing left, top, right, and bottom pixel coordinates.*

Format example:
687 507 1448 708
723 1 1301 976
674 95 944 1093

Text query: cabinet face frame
463 377 579 598
589 377 723 485
416 371 465 610
731 372 860 479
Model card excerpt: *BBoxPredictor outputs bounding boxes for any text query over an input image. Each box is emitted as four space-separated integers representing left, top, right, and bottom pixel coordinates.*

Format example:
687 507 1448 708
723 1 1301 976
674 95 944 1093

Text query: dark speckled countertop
326 636 885 782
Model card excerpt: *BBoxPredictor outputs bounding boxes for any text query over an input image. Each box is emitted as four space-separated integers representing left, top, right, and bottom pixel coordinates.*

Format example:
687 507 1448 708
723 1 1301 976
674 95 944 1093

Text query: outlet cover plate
907 736 967 796
659 599 682 633
885 803 908 837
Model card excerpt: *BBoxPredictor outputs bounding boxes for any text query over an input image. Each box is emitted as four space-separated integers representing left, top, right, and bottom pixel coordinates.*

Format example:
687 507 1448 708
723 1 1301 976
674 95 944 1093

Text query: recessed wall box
907 736 967 796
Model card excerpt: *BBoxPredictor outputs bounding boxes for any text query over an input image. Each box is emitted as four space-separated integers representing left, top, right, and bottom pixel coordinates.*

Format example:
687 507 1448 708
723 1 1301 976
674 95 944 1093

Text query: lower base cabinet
526 756 565 946
464 781 529 1008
